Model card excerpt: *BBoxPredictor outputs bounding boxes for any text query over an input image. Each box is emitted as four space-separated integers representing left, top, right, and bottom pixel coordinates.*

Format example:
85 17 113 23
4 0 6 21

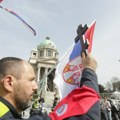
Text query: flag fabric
0 0 3 3
54 21 96 100
54 41 82 99
49 21 97 119
49 86 100 120
0 6 36 35
85 21 96 53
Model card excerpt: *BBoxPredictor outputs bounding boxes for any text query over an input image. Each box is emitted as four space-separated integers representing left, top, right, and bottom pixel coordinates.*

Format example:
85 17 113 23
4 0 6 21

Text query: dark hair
0 57 23 80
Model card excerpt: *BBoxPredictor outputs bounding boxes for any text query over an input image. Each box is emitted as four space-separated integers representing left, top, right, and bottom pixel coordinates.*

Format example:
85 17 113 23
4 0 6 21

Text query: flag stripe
85 21 96 53
69 40 82 60
49 86 100 120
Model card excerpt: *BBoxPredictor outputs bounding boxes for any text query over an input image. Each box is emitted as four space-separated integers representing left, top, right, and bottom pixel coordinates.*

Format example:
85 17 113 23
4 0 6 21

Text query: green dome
37 37 56 49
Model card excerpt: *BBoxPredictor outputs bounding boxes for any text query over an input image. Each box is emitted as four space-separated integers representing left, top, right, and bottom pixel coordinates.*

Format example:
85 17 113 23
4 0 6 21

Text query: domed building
29 37 59 97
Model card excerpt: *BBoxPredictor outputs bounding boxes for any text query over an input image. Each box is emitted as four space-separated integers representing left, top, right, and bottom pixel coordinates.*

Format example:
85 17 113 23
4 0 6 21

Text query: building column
37 67 41 84
44 67 48 91
41 67 48 98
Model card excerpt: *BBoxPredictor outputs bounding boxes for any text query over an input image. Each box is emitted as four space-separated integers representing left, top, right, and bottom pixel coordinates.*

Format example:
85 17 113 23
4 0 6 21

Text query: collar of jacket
0 96 21 118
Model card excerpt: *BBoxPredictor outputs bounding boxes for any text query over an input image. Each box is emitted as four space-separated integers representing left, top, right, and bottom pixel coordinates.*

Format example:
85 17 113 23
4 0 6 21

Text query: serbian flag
49 21 97 119
54 21 96 99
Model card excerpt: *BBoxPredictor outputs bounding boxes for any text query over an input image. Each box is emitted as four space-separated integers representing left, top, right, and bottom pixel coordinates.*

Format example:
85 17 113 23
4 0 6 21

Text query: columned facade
28 37 58 97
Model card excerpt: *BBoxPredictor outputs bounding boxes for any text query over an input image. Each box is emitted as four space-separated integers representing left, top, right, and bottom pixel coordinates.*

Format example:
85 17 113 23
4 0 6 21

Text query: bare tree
99 84 105 93
111 76 120 91
106 81 113 92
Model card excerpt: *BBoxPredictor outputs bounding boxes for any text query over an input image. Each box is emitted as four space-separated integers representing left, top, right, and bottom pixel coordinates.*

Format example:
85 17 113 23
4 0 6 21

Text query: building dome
37 37 56 49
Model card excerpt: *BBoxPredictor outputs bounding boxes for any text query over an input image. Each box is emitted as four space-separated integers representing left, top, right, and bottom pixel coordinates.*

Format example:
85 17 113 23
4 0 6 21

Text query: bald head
0 57 32 80
0 57 38 112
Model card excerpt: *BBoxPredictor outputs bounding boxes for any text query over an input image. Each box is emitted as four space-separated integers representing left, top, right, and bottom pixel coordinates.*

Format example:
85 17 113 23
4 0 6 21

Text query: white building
29 37 59 97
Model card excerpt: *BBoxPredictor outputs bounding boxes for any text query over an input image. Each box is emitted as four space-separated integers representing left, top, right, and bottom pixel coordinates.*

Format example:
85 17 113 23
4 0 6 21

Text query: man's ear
3 75 14 92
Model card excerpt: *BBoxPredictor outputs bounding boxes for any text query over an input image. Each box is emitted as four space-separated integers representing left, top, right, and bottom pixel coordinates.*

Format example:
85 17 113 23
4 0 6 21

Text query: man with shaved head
0 53 100 120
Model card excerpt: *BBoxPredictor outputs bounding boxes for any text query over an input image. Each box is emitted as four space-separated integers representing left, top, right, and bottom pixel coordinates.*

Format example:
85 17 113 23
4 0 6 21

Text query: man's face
12 62 38 112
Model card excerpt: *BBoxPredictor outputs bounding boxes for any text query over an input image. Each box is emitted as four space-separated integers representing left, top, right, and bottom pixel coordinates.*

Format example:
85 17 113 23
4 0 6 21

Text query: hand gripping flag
49 21 97 119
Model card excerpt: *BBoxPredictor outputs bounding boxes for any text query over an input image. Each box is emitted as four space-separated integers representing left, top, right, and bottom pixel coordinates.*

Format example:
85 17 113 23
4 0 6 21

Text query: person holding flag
0 21 100 120
49 21 101 119
0 53 100 120
49 52 100 120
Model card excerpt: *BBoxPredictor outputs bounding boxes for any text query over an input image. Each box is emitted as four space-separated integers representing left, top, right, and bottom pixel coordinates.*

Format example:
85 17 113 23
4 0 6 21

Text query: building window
33 52 36 57
55 53 56 57
47 50 52 57
40 51 44 57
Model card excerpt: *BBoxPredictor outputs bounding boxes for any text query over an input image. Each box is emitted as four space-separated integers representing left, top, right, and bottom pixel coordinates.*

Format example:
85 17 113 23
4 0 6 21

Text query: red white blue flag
49 21 98 119
54 21 96 99
54 41 82 99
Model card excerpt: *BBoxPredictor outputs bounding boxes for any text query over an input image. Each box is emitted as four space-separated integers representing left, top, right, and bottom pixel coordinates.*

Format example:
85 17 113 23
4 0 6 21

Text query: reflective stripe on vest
0 101 9 117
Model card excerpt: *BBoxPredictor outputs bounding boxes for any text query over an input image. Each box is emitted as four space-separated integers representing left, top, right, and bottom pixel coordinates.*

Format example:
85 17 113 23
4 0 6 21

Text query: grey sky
0 0 120 85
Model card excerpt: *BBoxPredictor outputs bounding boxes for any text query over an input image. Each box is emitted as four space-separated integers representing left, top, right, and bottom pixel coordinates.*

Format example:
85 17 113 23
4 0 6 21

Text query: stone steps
44 91 55 108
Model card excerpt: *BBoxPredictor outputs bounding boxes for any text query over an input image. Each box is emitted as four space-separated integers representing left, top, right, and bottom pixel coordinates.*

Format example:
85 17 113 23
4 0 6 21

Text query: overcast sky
0 0 120 85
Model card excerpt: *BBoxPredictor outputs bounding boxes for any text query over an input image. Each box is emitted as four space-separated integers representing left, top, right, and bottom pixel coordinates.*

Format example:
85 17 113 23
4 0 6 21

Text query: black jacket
0 96 50 120
0 68 100 120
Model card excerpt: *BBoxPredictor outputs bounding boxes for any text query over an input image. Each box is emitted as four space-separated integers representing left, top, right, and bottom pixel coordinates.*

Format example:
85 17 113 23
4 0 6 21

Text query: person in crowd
0 53 100 120
32 97 41 109
30 97 43 117
49 53 100 120
39 96 45 108
52 94 59 109
102 96 112 120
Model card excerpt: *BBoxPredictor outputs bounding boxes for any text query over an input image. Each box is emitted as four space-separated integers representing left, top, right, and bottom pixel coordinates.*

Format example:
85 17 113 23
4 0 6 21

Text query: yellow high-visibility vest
0 101 9 117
